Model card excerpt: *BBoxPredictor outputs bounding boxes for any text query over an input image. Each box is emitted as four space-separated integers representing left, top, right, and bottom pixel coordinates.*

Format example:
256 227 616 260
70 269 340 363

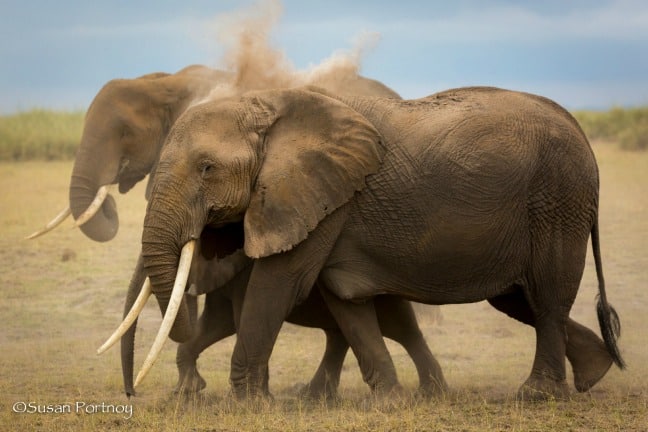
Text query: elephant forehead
173 103 247 142
192 135 254 163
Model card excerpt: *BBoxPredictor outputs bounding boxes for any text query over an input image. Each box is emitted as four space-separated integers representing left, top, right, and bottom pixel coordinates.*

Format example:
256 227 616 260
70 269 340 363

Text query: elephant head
132 88 383 384
29 66 231 241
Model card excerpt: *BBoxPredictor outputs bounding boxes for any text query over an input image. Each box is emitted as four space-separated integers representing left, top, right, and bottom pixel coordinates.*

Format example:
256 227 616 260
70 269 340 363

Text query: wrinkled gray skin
141 86 624 400
69 65 231 242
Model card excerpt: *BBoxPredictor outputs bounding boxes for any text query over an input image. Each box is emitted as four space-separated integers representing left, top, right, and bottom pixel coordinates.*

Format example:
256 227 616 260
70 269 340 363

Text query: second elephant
120 247 446 399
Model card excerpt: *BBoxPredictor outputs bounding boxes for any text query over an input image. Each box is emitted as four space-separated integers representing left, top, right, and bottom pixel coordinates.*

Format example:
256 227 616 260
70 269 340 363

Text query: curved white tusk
26 206 72 240
73 185 110 228
134 240 195 388
96 277 152 355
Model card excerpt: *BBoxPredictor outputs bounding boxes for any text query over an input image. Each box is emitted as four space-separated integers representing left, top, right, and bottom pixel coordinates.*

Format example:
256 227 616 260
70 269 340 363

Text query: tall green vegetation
0 106 647 161
573 107 648 151
0 109 84 160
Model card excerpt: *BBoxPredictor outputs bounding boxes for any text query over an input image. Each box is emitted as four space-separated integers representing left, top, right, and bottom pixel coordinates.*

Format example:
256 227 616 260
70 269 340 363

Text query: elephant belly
321 259 521 305
323 206 529 305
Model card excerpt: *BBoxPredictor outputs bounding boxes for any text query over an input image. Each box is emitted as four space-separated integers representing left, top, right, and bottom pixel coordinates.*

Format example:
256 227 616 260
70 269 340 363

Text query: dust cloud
199 0 382 101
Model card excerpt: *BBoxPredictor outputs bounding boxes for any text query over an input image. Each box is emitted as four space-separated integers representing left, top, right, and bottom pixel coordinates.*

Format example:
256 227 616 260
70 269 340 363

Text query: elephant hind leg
518 233 589 400
566 320 613 392
318 283 401 395
375 296 447 396
518 309 571 400
488 291 613 392
300 329 349 401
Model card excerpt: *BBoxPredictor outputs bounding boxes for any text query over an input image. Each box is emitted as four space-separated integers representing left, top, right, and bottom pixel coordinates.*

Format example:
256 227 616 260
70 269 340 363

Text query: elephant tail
591 220 626 369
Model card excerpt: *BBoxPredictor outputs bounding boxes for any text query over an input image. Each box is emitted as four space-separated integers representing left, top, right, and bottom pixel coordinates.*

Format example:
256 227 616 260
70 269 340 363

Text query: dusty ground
0 143 646 431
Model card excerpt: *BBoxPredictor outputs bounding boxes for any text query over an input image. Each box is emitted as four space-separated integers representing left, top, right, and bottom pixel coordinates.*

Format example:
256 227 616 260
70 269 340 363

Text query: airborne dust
193 0 384 102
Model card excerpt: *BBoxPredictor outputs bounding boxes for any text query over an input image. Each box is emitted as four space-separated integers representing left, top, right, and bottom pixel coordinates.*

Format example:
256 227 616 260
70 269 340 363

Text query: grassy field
0 110 84 160
0 143 647 431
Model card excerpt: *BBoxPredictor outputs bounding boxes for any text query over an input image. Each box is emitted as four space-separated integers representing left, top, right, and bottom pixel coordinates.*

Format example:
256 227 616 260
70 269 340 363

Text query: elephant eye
120 126 132 139
201 163 214 178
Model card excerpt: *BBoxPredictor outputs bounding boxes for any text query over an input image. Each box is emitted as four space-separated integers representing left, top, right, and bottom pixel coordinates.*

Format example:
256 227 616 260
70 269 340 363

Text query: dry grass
0 143 647 431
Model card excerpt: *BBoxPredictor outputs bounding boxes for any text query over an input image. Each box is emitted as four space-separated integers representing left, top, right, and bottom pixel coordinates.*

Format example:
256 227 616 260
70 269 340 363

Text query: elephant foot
566 323 613 392
417 376 449 398
174 366 207 394
360 384 413 411
227 387 275 410
370 381 406 398
297 381 339 402
517 374 570 401
230 380 274 401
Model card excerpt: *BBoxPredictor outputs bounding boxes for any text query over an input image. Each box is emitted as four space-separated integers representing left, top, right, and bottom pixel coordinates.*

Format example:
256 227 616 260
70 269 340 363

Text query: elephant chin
76 194 119 242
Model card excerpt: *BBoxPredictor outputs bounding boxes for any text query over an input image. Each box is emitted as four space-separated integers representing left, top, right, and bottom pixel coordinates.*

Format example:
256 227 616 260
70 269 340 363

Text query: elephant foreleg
488 290 613 392
175 292 236 393
375 296 447 396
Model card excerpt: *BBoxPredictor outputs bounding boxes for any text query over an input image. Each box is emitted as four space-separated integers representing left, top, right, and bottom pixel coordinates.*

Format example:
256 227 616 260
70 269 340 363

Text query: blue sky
1 0 647 113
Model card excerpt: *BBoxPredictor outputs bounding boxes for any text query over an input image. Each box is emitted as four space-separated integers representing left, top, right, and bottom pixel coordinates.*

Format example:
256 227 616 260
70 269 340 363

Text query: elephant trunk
141 204 194 344
69 139 120 242
120 254 147 397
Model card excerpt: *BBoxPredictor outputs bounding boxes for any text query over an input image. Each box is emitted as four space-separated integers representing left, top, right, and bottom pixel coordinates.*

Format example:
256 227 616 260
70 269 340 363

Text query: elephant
27 65 232 241
135 85 625 400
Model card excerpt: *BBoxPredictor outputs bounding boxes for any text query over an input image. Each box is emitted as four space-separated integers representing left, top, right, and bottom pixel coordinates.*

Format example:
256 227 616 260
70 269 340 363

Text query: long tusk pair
26 185 111 239
97 240 195 389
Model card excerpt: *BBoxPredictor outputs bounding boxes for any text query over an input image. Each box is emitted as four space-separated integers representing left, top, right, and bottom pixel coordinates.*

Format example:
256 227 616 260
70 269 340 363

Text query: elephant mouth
105 218 249 389
199 220 245 260
118 173 147 194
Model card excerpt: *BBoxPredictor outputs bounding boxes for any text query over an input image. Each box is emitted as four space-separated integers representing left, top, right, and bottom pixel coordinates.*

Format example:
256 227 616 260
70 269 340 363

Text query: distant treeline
0 107 647 161
572 107 648 151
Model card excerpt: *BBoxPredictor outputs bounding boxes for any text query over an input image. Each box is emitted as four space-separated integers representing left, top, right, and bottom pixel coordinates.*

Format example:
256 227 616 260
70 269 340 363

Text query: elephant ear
243 89 385 258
